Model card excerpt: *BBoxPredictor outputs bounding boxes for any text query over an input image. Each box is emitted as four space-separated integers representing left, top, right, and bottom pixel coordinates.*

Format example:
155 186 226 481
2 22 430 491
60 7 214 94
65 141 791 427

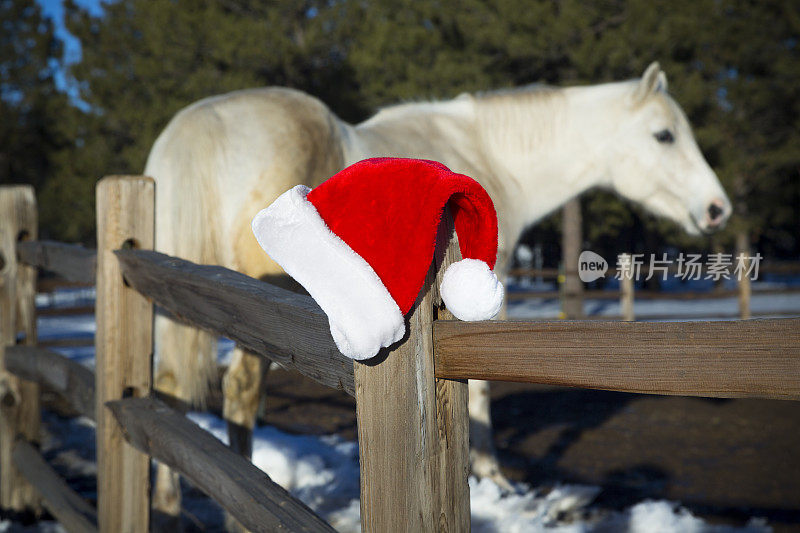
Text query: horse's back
147 88 347 406
145 87 347 276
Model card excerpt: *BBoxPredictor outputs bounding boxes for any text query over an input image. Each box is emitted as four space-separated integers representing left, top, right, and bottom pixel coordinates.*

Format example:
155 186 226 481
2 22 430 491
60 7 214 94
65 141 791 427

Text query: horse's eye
654 129 675 144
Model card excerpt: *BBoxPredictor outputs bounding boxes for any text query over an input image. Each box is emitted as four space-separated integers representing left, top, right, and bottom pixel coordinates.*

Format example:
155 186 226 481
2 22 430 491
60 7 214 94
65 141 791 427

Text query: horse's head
604 63 731 235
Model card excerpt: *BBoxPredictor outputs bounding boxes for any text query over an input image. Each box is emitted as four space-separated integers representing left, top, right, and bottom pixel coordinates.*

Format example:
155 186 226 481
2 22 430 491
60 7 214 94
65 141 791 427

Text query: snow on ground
28 282 799 532
0 520 65 533
507 291 800 320
35 287 95 310
187 412 770 533
505 275 800 320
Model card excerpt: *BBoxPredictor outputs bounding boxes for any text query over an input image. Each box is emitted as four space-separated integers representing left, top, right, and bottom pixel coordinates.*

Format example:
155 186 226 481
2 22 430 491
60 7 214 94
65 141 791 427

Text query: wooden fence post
0 186 41 514
561 198 584 319
737 231 751 320
619 253 635 321
95 176 154 533
355 210 470 532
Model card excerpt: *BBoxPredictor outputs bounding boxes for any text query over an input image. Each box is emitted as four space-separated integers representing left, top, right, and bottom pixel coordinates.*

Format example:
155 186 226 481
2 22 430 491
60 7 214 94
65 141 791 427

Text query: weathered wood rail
16 240 96 284
108 397 336 532
115 249 355 396
5 346 95 420
12 439 98 533
2 178 800 532
434 318 800 400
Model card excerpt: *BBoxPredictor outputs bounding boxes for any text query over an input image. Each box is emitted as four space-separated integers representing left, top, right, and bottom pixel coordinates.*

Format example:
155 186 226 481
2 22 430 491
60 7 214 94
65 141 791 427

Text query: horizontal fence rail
115 248 355 396
107 397 336 533
12 440 98 533
5 346 95 421
16 241 96 284
4 348 213 425
434 318 800 400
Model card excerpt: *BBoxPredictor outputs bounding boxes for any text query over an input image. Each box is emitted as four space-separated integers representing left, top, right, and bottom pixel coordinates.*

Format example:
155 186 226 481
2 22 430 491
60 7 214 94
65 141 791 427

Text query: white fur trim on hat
440 258 504 321
251 185 405 360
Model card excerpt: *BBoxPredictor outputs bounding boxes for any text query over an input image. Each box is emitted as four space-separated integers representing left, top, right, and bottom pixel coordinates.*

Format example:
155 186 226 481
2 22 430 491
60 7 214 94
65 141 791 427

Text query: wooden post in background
619 253 635 321
355 210 470 532
737 231 752 320
0 186 41 514
561 198 584 319
734 175 751 320
95 176 154 532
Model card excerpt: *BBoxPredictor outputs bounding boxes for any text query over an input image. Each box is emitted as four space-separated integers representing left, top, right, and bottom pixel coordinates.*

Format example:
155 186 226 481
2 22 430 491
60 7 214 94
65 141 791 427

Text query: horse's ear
633 62 667 104
657 70 668 92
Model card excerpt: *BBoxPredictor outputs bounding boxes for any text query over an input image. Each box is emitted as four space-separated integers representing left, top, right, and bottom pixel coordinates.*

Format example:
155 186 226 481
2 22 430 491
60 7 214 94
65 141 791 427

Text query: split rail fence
1 177 799 532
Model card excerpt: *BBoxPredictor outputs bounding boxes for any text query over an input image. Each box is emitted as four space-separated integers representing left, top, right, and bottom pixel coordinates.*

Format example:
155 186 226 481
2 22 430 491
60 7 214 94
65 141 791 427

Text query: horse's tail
145 101 226 407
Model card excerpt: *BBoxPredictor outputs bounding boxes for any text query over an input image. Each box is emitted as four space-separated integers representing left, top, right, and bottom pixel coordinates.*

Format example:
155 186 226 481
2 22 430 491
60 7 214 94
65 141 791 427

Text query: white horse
145 62 730 526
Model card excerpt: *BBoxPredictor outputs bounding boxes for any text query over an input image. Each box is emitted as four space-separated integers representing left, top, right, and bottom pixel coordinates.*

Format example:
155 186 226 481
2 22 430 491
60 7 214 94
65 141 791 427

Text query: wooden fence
1 178 799 532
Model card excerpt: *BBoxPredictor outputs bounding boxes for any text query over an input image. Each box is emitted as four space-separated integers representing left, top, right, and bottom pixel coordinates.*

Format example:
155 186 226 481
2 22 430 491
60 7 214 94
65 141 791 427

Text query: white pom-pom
440 259 504 321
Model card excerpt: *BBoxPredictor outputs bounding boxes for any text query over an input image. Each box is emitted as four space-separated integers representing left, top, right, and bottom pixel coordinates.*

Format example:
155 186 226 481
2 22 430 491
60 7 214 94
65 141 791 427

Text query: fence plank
619 253 635 321
355 212 470 532
95 176 153 533
433 318 800 400
107 396 336 533
115 249 356 396
16 241 96 284
5 346 95 421
429 227 470 530
561 198 584 319
737 231 752 320
0 185 41 513
12 440 98 533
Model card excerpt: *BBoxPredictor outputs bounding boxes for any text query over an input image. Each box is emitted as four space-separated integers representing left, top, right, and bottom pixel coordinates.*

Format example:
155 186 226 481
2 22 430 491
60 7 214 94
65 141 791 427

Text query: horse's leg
468 286 514 491
152 465 182 530
152 315 217 532
468 380 513 491
222 347 268 532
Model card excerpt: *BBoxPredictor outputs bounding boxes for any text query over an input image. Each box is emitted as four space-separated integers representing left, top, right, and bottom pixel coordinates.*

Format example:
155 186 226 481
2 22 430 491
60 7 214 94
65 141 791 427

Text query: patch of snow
36 314 94 342
187 412 360 525
187 412 770 533
217 337 236 366
507 293 800 320
597 501 770 533
469 477 594 532
48 344 95 369
0 520 65 533
35 287 95 310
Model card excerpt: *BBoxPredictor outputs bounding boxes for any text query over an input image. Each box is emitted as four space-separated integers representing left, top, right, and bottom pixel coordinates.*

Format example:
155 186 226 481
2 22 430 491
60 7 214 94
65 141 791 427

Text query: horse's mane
364 83 563 126
474 83 560 101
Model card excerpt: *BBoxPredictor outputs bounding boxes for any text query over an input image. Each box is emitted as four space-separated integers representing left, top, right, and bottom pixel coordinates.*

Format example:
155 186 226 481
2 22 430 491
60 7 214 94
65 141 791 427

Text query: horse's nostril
708 203 724 222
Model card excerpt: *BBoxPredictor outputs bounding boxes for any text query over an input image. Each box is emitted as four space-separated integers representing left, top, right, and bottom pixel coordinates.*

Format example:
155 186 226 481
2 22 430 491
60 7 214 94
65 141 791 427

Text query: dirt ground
259 368 800 532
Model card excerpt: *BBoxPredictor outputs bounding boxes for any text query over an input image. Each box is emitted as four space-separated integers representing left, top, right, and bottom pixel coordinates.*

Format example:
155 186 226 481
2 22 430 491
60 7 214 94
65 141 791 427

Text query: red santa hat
251 157 503 360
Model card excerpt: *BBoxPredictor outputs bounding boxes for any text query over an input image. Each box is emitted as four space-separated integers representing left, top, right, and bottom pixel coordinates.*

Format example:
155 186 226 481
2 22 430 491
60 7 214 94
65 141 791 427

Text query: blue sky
36 0 105 101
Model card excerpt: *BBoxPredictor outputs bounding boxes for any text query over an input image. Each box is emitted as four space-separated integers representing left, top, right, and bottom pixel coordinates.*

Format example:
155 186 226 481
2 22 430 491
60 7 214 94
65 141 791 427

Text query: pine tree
50 0 355 242
0 0 69 191
54 0 799 253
